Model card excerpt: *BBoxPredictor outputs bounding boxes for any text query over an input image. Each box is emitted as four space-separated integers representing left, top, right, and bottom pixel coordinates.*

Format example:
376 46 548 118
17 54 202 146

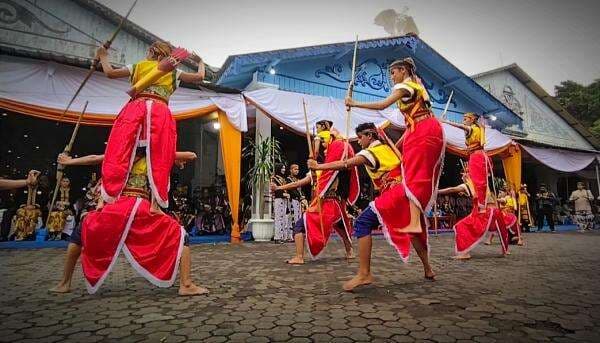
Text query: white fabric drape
0 55 247 131
442 123 513 152
521 144 599 172
243 88 514 152
243 88 404 136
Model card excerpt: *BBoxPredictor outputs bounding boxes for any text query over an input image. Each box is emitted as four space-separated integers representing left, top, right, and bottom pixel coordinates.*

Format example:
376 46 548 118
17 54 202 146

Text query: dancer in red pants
344 58 445 290
438 170 509 259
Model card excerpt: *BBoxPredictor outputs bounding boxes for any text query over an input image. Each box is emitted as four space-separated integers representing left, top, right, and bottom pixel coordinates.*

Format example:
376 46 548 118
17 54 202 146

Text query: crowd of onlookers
1 168 598 241
0 171 234 242
428 181 599 232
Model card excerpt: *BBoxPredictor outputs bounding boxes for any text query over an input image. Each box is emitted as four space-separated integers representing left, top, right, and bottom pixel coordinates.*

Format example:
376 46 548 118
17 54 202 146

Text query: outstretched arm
308 155 368 171
0 179 26 191
0 170 39 190
175 151 197 161
272 175 311 192
438 184 469 196
0 169 40 191
58 153 104 166
174 151 197 169
441 119 470 133
178 54 205 84
345 88 407 111
95 46 130 79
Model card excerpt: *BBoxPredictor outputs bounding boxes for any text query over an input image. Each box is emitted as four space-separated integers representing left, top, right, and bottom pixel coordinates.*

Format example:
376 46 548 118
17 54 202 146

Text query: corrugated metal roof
1 0 218 81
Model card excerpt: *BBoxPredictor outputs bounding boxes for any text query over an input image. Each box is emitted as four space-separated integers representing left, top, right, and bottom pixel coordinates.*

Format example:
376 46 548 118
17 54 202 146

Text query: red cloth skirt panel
400 117 445 212
304 198 350 259
467 150 489 209
371 184 428 262
101 98 176 207
501 210 519 235
453 204 509 255
81 196 184 294
316 140 360 205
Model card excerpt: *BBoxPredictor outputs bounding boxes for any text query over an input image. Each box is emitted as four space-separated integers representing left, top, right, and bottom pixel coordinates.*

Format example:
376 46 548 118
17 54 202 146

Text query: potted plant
242 135 283 241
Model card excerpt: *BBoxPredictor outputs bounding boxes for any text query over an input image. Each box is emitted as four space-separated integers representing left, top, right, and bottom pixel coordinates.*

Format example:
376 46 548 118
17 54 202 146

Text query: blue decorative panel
219 35 522 131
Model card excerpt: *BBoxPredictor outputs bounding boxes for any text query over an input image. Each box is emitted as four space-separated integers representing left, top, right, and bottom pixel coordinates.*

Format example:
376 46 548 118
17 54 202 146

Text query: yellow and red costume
82 156 185 294
301 137 360 259
83 52 189 294
452 122 510 254
500 195 519 237
378 80 445 260
355 139 428 261
465 123 488 209
453 185 509 254
101 57 186 208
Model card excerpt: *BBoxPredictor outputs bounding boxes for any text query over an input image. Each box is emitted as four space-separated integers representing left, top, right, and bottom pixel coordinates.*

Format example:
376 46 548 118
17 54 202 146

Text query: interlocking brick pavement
1 231 599 342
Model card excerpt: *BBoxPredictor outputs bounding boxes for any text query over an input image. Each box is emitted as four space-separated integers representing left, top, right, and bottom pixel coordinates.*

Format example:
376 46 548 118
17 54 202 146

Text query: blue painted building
217 34 522 132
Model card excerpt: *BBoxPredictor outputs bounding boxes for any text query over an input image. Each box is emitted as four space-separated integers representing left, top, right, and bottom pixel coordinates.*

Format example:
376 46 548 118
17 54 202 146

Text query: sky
98 0 600 94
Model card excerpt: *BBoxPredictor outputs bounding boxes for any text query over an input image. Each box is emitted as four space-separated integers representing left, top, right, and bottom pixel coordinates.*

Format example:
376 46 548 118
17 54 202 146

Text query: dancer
486 185 521 246
271 128 360 264
313 120 333 161
287 164 305 227
95 41 204 210
518 184 534 232
438 170 509 259
344 57 445 291
442 112 488 214
75 42 206 295
49 151 198 294
309 123 436 291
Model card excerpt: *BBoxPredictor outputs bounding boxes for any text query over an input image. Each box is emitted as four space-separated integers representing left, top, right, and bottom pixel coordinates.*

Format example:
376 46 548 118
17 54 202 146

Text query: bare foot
453 253 471 260
48 282 71 293
484 240 492 245
424 269 436 281
178 283 209 296
345 248 355 260
517 239 524 246
286 256 304 265
343 273 374 292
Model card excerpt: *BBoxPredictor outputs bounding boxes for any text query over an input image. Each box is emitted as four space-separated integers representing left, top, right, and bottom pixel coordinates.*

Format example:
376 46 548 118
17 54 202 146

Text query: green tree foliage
554 79 600 137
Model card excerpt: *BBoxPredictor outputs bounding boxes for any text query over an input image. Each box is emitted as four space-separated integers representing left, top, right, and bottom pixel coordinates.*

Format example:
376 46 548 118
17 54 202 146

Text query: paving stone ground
1 231 599 342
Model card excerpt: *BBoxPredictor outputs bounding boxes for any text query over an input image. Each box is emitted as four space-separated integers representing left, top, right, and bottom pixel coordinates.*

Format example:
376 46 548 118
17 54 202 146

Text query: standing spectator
286 164 304 236
272 163 291 243
536 184 557 232
570 182 594 232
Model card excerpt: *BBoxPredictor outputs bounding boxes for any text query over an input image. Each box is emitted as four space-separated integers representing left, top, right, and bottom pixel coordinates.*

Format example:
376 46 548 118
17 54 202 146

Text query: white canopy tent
0 55 247 131
242 88 514 152
520 145 599 173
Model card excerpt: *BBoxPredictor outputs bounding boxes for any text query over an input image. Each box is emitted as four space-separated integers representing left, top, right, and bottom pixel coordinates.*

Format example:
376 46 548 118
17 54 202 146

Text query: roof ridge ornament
374 7 420 36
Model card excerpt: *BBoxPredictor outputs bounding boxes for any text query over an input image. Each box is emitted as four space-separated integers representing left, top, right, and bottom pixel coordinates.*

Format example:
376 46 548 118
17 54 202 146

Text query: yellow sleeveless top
395 81 426 112
129 60 178 99
518 193 528 205
501 195 516 211
365 144 401 188
465 124 485 150
394 81 430 129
